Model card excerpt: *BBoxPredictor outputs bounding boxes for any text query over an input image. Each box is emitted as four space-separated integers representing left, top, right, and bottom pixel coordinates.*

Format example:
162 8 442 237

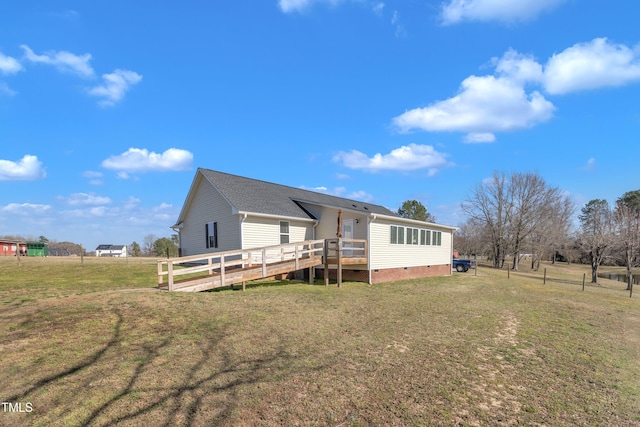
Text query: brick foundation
370 264 451 284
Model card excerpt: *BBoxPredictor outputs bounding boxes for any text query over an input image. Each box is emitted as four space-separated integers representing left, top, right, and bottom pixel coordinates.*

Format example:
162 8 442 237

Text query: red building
0 240 28 256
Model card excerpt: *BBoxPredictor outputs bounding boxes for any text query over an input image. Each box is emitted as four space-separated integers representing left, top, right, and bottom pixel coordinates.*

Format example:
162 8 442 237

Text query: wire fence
476 261 635 298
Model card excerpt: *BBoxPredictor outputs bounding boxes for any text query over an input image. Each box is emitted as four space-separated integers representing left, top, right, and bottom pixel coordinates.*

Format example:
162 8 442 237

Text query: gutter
367 212 458 231
235 210 317 223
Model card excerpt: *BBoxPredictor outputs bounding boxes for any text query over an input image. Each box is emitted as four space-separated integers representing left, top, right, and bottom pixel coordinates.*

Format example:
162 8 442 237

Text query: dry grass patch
0 259 639 426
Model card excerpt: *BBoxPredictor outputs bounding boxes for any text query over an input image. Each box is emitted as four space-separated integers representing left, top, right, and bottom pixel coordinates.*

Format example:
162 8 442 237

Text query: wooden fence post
168 262 174 291
157 261 163 287
543 268 547 285
582 273 585 292
474 254 477 276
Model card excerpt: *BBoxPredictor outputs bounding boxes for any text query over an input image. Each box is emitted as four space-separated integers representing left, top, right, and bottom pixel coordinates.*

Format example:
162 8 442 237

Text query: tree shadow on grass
5 310 124 403
6 307 321 426
85 332 302 427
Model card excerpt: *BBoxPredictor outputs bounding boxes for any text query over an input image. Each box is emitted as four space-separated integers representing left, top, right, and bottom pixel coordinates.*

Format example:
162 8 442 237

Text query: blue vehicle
452 257 475 272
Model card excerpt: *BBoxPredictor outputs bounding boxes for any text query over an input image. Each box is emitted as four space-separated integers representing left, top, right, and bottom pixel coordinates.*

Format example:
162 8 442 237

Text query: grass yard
1 257 639 426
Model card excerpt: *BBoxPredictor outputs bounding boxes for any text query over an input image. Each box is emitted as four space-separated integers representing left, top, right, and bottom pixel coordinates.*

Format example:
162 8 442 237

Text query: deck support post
324 239 329 286
337 238 342 288
262 248 267 278
220 254 225 287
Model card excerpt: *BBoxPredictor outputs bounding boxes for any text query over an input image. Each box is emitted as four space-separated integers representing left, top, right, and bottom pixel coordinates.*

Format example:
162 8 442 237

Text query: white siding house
95 244 128 257
172 168 456 283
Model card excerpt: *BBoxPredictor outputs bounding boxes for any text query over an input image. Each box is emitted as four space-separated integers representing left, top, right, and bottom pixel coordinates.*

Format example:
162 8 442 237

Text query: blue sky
1 0 639 250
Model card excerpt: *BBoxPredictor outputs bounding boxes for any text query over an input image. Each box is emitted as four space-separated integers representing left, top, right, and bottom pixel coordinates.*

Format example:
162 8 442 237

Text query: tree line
455 171 639 288
129 234 179 258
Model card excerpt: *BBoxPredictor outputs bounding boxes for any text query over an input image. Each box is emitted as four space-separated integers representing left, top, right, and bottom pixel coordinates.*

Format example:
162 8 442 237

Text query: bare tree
527 193 575 268
462 171 513 268
143 234 157 256
613 190 640 290
507 172 568 270
578 199 615 283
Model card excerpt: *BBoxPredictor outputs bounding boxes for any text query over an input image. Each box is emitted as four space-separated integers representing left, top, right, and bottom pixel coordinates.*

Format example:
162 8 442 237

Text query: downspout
312 219 319 282
368 214 377 284
450 227 454 275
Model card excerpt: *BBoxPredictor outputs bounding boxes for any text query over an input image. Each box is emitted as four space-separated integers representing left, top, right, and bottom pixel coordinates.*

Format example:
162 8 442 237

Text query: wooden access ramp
157 239 367 292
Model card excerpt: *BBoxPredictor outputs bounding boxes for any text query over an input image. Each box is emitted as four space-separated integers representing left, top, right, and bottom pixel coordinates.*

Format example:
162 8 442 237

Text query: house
95 244 128 257
171 168 456 284
0 240 27 256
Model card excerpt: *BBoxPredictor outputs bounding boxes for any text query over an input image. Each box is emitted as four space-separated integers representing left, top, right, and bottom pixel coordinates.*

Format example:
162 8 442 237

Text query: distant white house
171 168 456 284
95 244 128 257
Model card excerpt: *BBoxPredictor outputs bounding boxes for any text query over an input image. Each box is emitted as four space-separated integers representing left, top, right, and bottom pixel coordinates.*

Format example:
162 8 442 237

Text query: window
205 222 218 248
390 225 405 244
406 227 419 245
433 230 442 246
420 229 431 246
280 221 290 244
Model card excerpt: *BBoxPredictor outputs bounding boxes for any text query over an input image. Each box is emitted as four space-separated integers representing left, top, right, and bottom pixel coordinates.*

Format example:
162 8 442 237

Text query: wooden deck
158 238 367 292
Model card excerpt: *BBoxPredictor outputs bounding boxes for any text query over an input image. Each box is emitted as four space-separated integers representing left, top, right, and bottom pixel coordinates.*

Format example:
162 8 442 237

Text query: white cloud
346 190 374 202
373 2 384 15
1 203 51 214
494 49 543 84
82 170 103 178
300 185 374 202
0 155 46 181
89 69 142 107
123 196 141 210
393 75 555 138
393 38 640 141
153 202 174 211
464 132 496 143
581 157 596 172
441 0 567 25
82 170 104 185
101 148 193 173
0 52 22 75
544 38 640 95
279 0 332 13
333 143 452 174
0 82 16 97
64 192 112 206
20 44 94 78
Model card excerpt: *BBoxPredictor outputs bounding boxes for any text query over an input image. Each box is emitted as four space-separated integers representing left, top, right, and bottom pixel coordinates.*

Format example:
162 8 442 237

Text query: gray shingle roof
198 168 397 219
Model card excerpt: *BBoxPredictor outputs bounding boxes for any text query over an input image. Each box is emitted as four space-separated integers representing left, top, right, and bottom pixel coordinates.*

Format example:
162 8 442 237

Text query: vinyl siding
179 175 240 257
297 203 367 240
241 216 314 249
369 218 452 270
